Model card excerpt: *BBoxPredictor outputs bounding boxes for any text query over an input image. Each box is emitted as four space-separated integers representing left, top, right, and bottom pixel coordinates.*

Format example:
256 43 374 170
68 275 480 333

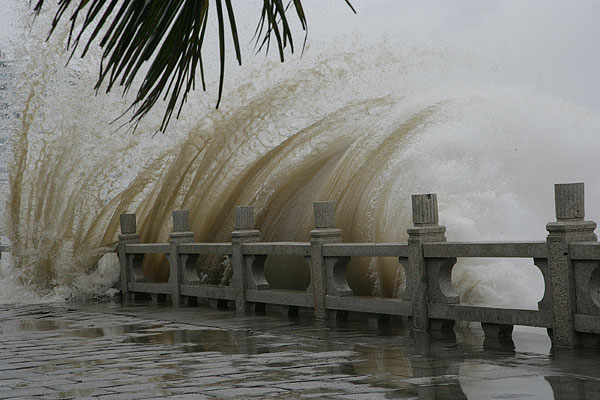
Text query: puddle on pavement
3 302 600 399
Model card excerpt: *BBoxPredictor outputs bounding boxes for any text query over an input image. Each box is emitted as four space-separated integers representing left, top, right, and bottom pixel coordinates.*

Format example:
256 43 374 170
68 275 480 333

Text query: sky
1 0 599 111
301 0 600 112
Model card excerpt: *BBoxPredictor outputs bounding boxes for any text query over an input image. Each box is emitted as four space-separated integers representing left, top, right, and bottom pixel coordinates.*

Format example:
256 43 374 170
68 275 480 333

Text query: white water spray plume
0 1 599 306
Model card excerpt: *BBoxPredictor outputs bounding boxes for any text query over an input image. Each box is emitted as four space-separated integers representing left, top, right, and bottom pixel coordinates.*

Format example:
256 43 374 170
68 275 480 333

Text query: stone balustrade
110 182 600 348
0 244 9 260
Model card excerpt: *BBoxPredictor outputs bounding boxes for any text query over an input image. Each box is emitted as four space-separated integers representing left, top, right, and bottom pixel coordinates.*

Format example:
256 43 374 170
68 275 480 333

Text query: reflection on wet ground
1 301 599 399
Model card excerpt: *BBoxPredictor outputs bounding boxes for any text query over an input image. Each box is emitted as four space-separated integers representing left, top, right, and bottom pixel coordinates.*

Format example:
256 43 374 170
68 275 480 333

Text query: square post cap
555 183 585 221
412 194 439 226
119 214 137 234
235 206 255 230
172 210 190 232
313 201 336 229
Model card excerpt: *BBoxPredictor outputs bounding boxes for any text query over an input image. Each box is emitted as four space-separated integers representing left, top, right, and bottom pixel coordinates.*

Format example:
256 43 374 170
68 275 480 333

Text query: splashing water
1 2 600 307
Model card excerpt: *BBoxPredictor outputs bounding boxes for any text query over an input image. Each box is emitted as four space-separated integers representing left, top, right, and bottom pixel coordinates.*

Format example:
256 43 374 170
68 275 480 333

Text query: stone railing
117 182 600 348
0 244 10 259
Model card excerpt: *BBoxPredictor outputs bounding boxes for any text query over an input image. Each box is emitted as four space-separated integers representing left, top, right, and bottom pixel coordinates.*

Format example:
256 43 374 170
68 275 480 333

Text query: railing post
231 206 261 314
407 194 451 331
310 201 343 320
169 210 194 307
546 183 597 347
117 214 140 301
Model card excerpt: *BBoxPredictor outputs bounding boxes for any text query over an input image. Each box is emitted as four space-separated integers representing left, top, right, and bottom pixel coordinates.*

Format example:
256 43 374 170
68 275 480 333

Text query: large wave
2 3 599 306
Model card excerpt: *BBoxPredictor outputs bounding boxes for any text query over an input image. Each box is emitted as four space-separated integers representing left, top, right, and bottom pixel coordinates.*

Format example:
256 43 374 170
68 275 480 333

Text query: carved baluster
535 258 552 312
325 256 352 297
399 256 410 301
426 257 458 305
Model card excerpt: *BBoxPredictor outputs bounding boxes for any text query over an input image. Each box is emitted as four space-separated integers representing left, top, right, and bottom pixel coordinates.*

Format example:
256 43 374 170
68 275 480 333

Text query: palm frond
33 0 355 133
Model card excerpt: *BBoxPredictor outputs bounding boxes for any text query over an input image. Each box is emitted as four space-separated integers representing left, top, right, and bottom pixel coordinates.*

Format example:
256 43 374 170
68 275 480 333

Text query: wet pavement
1 301 600 399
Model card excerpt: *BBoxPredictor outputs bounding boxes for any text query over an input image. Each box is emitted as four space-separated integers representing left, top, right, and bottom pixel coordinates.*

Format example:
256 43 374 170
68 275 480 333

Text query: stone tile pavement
1 301 600 399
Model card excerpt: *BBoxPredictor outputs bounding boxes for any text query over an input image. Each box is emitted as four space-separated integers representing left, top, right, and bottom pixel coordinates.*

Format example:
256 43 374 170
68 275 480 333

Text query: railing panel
125 243 170 254
323 243 409 257
423 242 547 258
246 289 314 307
428 304 553 328
325 296 412 316
178 243 233 255
242 242 310 256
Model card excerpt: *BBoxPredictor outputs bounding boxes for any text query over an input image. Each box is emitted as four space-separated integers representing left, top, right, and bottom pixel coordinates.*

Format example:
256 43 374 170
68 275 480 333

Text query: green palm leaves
33 1 355 132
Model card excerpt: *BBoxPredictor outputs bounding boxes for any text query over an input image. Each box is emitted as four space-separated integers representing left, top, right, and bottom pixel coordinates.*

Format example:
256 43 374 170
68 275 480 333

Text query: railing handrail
125 243 170 254
121 239 553 259
323 243 409 257
242 242 310 256
569 241 600 260
423 241 547 258
178 243 233 255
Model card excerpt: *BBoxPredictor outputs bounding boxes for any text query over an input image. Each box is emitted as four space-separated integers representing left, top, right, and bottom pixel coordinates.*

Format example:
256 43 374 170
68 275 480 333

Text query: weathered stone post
169 210 194 307
310 201 343 320
407 194 454 331
231 206 261 314
118 214 140 300
547 183 597 347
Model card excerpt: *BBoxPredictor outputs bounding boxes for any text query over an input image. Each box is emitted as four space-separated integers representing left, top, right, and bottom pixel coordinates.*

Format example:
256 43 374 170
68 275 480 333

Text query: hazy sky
2 0 599 110
302 0 600 111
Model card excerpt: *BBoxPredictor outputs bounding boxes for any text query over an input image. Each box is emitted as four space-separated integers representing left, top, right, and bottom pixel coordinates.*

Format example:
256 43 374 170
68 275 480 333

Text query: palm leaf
33 0 355 133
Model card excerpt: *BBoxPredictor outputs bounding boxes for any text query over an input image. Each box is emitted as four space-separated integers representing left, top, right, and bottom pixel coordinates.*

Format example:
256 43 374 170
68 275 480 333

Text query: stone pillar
547 183 597 347
118 214 140 300
407 194 450 331
310 201 343 320
169 210 194 307
231 206 261 314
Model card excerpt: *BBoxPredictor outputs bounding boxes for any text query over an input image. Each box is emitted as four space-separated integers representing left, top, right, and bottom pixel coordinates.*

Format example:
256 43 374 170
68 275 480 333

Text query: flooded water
1 301 599 399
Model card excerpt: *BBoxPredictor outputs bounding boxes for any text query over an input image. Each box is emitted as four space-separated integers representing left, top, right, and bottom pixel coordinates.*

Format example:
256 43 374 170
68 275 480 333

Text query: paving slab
0 301 600 399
